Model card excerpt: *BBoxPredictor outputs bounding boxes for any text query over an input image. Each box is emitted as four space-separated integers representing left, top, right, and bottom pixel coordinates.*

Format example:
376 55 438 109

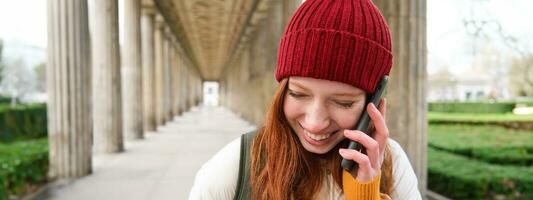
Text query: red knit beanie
275 0 393 93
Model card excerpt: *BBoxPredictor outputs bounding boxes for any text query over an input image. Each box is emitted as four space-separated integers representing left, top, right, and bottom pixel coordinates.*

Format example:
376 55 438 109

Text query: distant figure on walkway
190 0 422 199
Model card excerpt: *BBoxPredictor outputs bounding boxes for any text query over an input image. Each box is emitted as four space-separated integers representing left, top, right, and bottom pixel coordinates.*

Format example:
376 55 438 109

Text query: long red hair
250 78 394 199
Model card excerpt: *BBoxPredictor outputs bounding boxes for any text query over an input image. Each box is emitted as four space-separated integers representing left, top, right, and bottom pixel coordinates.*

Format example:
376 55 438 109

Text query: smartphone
341 76 389 171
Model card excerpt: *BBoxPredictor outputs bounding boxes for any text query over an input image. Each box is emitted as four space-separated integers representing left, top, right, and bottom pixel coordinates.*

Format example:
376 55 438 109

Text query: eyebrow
289 81 364 97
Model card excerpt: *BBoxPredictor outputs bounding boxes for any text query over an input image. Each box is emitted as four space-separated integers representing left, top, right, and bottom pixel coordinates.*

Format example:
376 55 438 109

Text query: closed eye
336 101 354 108
288 90 307 98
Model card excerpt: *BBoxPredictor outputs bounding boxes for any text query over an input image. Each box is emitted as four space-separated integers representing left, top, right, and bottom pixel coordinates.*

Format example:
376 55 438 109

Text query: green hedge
0 97 11 104
428 99 533 113
0 183 5 200
428 112 533 122
428 102 517 113
430 145 533 166
429 124 533 166
0 104 47 142
471 147 533 166
428 147 533 200
0 138 48 200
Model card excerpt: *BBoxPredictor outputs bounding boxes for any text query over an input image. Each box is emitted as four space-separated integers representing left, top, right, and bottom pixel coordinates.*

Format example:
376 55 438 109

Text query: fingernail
343 130 349 136
339 149 346 155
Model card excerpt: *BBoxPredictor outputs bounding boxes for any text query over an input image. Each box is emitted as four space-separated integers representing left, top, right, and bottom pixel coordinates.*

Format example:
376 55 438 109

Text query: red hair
250 78 394 199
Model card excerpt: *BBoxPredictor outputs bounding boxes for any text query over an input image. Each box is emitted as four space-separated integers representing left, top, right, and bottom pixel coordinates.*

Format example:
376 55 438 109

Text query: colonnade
46 0 202 179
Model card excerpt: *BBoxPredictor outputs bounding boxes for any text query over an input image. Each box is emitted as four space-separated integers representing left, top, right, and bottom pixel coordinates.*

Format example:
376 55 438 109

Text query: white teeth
304 129 332 141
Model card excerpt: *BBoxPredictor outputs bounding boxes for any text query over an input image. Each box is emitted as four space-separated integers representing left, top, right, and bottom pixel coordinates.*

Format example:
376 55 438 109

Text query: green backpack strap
234 130 257 200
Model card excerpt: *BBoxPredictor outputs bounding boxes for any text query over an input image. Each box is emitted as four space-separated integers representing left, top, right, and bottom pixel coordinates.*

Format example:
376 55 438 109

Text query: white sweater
189 136 422 200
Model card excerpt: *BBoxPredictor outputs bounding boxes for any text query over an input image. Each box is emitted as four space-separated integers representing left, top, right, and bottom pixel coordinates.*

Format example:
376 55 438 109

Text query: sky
0 0 532 75
0 0 125 48
0 0 47 48
427 0 533 75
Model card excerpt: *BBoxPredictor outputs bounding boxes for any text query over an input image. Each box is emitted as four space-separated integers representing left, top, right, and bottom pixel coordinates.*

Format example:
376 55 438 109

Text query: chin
302 144 332 154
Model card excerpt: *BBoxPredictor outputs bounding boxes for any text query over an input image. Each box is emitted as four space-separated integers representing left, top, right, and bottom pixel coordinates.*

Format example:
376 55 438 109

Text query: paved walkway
33 106 256 200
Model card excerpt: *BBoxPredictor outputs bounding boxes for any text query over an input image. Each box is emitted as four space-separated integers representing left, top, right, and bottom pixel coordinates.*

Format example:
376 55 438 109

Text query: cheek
283 96 303 120
332 106 364 129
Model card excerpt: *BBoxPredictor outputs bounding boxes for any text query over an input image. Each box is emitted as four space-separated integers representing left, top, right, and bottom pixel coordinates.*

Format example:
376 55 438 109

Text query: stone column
374 0 428 196
170 45 179 116
173 53 181 115
198 77 203 105
219 80 225 106
184 67 191 110
188 73 194 109
196 77 201 106
47 0 92 178
179 58 187 113
154 15 165 126
192 76 198 107
168 36 175 117
282 0 301 27
141 7 156 132
164 29 173 120
122 0 143 140
92 0 123 153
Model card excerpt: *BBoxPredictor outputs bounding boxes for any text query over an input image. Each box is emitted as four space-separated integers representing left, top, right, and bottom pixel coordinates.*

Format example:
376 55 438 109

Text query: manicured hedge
0 104 47 142
0 97 12 104
428 102 516 113
428 124 533 166
0 183 5 200
0 138 48 200
430 145 533 166
428 112 533 122
428 147 533 200
470 147 533 166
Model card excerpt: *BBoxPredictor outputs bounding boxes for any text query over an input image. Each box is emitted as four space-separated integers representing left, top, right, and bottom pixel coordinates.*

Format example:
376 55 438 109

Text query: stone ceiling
153 0 272 81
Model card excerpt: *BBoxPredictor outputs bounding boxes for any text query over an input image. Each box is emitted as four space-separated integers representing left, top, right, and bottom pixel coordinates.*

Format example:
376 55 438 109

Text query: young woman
190 0 422 199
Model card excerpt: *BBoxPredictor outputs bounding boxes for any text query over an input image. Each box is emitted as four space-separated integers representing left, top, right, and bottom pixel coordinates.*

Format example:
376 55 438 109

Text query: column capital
142 0 155 7
164 26 174 40
142 7 157 16
155 14 166 29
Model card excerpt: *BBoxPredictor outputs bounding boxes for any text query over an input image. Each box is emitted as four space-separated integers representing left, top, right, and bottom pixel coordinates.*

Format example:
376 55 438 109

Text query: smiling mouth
304 129 332 141
299 123 336 141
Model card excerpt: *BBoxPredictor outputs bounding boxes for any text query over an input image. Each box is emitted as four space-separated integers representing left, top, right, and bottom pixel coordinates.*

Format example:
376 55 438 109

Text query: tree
0 57 36 106
462 0 532 98
0 38 4 83
508 54 533 97
35 62 46 92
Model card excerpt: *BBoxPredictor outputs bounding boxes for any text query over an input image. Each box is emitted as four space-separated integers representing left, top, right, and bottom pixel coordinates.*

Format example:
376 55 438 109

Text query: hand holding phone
341 76 389 172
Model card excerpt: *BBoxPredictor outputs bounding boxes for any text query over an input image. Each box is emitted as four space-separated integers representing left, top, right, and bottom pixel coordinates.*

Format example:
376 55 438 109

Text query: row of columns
220 0 287 125
46 0 202 179
219 0 428 197
373 0 428 195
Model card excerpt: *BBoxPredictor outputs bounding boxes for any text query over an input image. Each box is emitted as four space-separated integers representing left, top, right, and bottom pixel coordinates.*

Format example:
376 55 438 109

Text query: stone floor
32 106 256 200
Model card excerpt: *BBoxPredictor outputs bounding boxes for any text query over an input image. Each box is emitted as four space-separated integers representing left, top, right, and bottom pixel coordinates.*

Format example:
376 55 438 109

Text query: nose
302 101 330 134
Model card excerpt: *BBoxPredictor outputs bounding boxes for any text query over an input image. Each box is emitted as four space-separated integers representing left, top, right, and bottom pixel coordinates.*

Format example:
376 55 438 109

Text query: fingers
343 130 380 168
339 148 373 173
367 99 389 153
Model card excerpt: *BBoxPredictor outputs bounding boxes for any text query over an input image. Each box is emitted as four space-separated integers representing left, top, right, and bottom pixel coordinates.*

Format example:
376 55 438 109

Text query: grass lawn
428 124 533 149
